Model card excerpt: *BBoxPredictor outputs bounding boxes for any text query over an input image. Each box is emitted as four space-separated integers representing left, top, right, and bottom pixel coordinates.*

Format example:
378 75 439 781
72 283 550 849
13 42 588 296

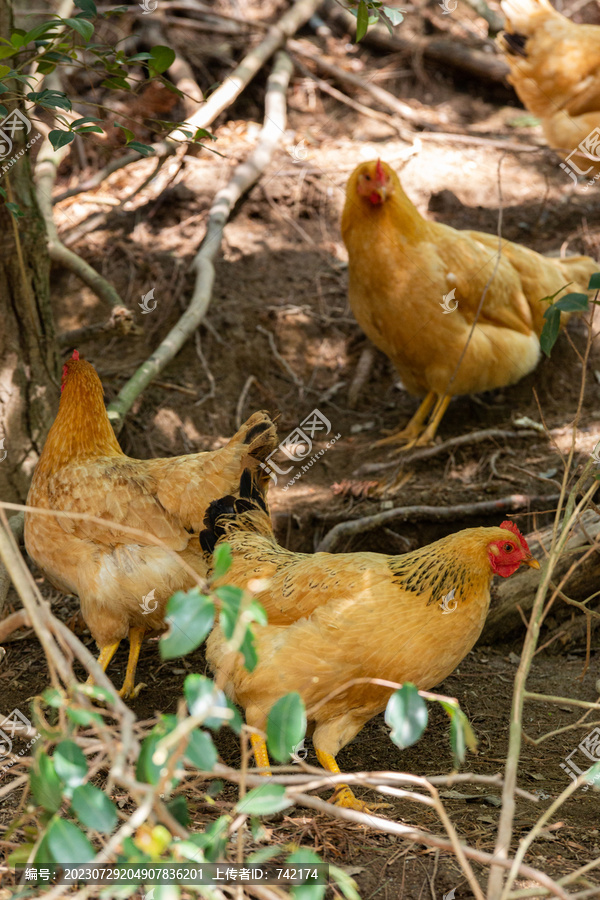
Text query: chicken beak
523 554 540 570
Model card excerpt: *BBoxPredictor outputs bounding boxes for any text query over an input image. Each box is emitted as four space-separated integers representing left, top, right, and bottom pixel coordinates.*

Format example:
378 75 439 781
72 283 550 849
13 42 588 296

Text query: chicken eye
364 174 371 181
504 543 513 553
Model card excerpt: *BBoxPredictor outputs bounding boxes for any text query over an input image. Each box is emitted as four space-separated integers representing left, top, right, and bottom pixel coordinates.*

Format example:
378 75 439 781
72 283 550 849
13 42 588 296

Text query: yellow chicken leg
404 394 452 449
315 748 389 812
250 733 272 775
375 391 437 447
87 641 120 687
118 626 146 699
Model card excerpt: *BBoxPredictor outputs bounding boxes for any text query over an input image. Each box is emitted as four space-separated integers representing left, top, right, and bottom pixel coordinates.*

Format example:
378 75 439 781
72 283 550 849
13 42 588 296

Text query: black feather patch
200 530 217 554
244 420 271 445
502 32 528 56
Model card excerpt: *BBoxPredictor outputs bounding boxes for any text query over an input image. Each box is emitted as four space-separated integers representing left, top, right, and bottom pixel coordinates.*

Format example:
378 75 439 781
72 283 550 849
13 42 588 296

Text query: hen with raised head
25 352 277 698
342 159 597 447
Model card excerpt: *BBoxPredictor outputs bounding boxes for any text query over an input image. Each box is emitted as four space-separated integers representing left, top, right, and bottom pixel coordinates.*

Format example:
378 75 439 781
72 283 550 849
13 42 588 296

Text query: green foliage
237 783 293 815
385 684 428 749
213 542 233 579
160 588 215 659
70 784 118 833
288 848 326 900
439 700 478 766
267 693 307 763
347 1 405 41
43 816 95 864
539 274 599 356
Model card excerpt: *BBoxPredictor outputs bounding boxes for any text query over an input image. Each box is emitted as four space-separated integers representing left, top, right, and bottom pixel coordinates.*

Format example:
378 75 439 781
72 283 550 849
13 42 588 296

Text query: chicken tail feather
199 467 273 554
236 411 278 495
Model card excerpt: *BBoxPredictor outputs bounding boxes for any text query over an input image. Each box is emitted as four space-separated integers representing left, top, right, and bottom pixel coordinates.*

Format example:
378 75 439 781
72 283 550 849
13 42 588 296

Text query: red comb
375 158 385 182
71 350 79 361
500 520 528 549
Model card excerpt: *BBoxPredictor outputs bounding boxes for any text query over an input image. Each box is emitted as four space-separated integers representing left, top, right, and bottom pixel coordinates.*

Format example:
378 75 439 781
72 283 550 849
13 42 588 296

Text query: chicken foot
375 391 436 447
315 749 390 813
376 392 452 450
86 626 146 700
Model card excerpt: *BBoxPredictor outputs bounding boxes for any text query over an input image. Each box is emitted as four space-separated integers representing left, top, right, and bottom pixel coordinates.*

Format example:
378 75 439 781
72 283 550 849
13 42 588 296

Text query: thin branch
106 51 294 431
167 0 321 143
33 83 128 311
316 494 559 553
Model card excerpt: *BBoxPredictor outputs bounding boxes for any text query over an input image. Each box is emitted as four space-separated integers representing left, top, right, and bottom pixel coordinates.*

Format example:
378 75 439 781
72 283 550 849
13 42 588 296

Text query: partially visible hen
201 470 539 810
25 352 277 698
342 159 597 447
498 0 600 166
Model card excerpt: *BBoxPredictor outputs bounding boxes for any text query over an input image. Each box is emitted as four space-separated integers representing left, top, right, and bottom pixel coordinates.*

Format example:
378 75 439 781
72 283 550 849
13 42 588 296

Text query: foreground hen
342 159 597 447
498 0 600 166
201 472 540 810
25 353 276 698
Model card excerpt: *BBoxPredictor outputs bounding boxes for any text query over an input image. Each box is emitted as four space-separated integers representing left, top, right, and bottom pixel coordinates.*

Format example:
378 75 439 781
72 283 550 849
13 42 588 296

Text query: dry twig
106 52 294 431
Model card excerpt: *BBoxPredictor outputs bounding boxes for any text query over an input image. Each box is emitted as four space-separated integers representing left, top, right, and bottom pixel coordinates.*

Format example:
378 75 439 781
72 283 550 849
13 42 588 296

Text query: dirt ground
2 0 600 896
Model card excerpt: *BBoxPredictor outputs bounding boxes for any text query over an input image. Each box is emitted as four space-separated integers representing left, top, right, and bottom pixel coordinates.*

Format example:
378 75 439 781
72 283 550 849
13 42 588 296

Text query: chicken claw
331 786 391 814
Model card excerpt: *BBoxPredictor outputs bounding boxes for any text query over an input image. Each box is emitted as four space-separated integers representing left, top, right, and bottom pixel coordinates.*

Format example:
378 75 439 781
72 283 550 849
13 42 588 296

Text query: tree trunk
0 0 58 504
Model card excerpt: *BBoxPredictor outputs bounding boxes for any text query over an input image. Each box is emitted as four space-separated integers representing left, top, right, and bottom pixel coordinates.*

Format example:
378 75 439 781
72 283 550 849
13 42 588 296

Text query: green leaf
65 17 94 42
237 783 292 816
54 740 88 788
49 129 75 150
76 683 115 702
70 783 118 833
552 292 588 313
74 0 98 15
382 5 405 24
6 201 24 218
589 272 600 290
21 22 61 45
0 46 16 59
148 45 175 74
114 121 135 143
213 542 232 579
66 707 104 727
72 116 101 125
355 0 370 41
136 716 178 785
167 795 190 827
43 687 63 708
45 816 95 864
444 705 477 767
30 753 63 812
248 846 283 864
101 76 131 91
74 125 104 134
184 674 229 729
216 584 245 637
539 282 572 306
27 88 71 110
160 589 214 659
185 729 217 771
287 848 326 899
267 693 307 763
539 306 561 357
385 684 428 749
0 64 11 78
239 627 258 672
126 140 154 156
327 863 361 900
189 816 229 861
